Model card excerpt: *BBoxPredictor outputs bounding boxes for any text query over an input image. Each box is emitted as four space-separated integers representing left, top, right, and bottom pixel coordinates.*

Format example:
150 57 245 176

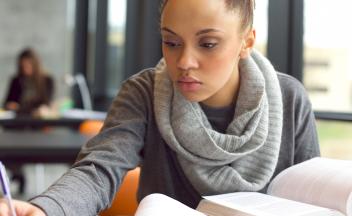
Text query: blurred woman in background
2 48 54 194
3 48 54 116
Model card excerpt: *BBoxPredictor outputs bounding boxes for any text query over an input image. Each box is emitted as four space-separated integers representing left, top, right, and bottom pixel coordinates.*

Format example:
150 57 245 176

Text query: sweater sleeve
3 77 21 106
279 73 320 163
30 74 150 215
293 83 321 163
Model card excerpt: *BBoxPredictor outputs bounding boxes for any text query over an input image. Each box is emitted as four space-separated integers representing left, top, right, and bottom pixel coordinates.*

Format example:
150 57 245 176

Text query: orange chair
79 120 104 136
100 167 140 216
79 120 140 215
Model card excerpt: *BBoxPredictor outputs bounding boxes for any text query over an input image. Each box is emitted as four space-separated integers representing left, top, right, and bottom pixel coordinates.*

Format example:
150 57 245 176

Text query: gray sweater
30 69 320 215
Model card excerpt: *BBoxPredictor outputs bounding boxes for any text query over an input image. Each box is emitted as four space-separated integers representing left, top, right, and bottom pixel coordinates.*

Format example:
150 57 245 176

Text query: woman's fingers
0 199 46 216
0 199 11 216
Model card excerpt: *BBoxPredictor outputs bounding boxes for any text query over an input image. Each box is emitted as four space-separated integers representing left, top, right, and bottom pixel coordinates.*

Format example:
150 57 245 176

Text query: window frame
267 0 352 121
267 0 304 81
73 0 352 120
73 0 162 110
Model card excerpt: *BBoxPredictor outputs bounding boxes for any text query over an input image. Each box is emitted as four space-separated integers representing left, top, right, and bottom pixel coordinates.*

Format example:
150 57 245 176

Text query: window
78 0 128 109
303 0 352 113
303 0 352 159
316 120 352 160
253 0 269 55
107 0 127 96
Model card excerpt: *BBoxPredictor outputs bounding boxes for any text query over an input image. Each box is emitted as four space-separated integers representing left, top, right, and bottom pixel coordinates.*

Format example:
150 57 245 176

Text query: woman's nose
176 48 199 71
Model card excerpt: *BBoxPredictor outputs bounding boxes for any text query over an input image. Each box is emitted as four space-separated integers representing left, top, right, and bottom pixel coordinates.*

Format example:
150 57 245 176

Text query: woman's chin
177 90 207 103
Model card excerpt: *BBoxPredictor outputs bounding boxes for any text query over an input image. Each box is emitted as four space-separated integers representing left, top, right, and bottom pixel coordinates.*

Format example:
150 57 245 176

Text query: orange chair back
79 120 104 136
100 167 140 216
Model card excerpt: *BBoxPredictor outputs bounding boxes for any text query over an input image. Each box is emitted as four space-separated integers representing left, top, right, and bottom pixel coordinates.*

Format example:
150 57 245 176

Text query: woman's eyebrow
196 28 224 36
161 27 224 36
161 27 178 35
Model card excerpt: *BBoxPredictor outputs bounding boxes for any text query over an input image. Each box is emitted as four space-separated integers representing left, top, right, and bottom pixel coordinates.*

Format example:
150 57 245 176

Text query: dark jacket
4 75 54 114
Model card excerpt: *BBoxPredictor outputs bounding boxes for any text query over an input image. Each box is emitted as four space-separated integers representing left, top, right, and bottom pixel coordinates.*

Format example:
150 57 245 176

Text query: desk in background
0 109 106 129
0 129 90 194
0 116 85 129
0 109 104 195
0 129 89 165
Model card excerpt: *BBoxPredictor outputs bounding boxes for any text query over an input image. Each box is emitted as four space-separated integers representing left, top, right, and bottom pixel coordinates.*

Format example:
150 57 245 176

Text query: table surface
0 117 85 128
0 109 106 128
0 129 90 165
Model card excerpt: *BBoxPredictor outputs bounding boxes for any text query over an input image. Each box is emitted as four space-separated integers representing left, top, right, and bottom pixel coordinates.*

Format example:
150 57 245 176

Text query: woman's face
20 58 34 76
161 0 255 107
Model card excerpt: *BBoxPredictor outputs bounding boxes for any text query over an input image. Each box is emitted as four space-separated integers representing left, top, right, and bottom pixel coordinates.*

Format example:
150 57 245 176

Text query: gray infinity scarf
154 50 283 195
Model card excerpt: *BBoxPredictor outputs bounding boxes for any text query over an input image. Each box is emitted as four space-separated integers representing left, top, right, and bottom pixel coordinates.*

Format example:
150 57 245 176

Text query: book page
135 193 205 216
197 198 254 216
268 157 352 216
197 192 344 216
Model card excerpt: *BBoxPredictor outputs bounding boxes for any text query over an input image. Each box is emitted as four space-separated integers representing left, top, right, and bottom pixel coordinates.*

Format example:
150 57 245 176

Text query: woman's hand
0 199 46 216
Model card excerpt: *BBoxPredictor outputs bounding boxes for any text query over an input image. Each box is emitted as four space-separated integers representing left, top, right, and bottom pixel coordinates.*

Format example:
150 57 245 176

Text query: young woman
0 0 319 215
3 48 54 115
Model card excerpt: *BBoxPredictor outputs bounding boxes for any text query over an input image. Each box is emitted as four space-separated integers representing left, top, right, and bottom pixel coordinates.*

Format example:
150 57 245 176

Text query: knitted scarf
154 50 283 195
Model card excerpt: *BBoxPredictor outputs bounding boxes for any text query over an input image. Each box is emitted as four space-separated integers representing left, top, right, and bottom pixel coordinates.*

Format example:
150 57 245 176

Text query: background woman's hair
17 48 50 100
160 0 255 31
17 48 44 77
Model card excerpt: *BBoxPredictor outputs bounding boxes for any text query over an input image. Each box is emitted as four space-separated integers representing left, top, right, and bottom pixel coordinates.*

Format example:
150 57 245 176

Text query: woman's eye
200 42 218 49
163 41 181 47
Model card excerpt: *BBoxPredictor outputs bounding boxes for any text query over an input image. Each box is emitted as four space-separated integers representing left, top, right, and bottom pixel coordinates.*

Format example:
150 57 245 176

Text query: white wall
0 0 74 105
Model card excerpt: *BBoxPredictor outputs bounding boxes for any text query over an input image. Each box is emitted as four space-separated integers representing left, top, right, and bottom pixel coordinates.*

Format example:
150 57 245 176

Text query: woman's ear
239 29 256 59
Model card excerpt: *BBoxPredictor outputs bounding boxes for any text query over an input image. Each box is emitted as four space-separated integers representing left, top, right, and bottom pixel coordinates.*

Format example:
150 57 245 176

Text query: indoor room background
0 0 352 199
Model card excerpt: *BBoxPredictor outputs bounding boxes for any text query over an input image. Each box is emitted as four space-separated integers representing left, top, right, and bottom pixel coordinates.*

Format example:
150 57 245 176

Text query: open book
135 157 352 216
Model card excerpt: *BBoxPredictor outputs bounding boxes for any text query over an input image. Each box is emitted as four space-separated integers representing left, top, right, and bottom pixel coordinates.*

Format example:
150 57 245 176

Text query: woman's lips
177 77 202 92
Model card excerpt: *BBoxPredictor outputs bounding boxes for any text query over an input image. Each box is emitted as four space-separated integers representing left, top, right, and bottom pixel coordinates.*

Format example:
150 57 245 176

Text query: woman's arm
293 95 320 163
3 77 21 110
29 74 151 215
280 73 320 163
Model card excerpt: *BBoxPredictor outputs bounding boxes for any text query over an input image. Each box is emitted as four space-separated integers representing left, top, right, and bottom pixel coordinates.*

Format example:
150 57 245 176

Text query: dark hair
160 0 255 31
17 48 43 77
17 48 49 101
